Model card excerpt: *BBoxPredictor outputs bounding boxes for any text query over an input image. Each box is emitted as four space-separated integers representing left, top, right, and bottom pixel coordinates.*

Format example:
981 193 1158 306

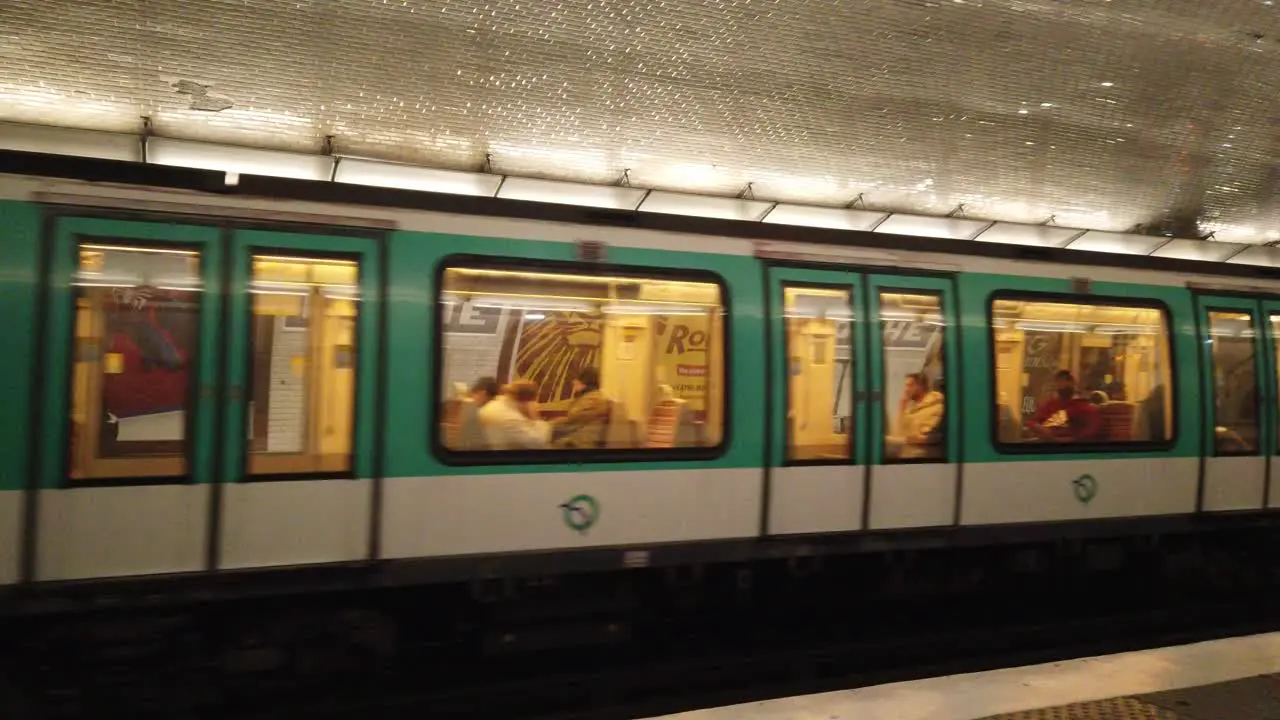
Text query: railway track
8 540 1280 720
218 586 1280 720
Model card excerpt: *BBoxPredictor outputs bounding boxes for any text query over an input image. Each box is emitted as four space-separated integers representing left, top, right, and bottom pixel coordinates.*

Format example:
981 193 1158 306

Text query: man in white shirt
477 379 551 450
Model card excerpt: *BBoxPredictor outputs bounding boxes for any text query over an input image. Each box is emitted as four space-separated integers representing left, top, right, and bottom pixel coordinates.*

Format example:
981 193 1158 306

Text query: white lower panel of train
0 457 1255 583
0 491 20 585
960 457 1199 524
1203 456 1266 512
31 480 374 582
37 484 210 582
218 479 372 570
380 468 762 559
767 465 866 535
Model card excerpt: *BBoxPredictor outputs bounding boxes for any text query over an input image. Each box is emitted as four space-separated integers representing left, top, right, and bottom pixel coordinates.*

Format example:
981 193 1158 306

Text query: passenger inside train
879 292 947 462
992 297 1174 446
549 367 610 448
476 379 551 450
888 372 944 460
1024 370 1104 443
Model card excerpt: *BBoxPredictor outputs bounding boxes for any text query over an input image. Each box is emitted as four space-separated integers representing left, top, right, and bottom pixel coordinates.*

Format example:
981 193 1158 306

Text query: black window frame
987 290 1179 456
1269 312 1280 458
430 253 731 467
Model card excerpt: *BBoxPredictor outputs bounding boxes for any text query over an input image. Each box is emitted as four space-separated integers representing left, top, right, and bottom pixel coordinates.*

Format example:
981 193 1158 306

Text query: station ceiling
3 1 1280 243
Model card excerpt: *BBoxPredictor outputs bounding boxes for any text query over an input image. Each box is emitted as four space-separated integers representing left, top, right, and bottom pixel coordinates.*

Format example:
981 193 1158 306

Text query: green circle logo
560 494 600 533
1072 474 1099 504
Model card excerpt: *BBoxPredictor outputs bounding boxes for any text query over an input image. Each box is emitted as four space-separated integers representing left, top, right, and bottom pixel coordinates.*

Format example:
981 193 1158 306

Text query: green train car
0 161 1278 599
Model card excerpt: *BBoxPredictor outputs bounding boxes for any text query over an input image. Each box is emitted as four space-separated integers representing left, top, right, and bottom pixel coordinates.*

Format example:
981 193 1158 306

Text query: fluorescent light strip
255 255 357 266
3 122 1274 264
81 244 198 256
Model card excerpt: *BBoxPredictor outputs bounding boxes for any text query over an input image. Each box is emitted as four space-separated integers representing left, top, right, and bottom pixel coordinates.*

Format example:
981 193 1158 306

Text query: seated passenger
1025 370 1103 442
891 372 944 459
453 377 500 450
478 379 551 450
550 367 610 449
470 376 500 407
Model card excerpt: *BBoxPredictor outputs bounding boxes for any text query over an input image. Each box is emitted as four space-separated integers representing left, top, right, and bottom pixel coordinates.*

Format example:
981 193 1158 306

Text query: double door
1195 293 1280 511
765 266 960 534
33 216 381 581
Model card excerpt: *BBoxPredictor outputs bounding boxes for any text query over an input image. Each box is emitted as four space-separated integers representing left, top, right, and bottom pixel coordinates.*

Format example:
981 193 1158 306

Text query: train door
865 275 961 529
34 217 225 581
764 267 868 534
1194 294 1277 511
216 230 381 569
1264 301 1280 509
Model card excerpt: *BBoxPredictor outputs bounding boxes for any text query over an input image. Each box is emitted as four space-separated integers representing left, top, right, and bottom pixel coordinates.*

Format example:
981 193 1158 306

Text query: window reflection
1208 311 1258 455
991 298 1172 446
783 286 853 462
438 267 725 453
246 255 359 475
69 244 201 480
881 292 946 461
1272 315 1280 453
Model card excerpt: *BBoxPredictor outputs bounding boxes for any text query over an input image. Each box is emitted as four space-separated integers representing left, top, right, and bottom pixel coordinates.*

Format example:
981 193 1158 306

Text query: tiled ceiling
3 0 1280 242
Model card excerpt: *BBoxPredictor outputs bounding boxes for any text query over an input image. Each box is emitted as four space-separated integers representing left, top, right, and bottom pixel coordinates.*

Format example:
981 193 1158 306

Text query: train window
245 255 359 475
783 286 854 462
991 296 1173 448
881 292 947 462
68 243 201 480
437 266 725 455
1273 314 1280 452
1207 311 1259 455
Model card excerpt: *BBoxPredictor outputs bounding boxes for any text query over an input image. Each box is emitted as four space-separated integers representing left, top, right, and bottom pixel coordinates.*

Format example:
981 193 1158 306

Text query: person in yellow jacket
893 372 945 460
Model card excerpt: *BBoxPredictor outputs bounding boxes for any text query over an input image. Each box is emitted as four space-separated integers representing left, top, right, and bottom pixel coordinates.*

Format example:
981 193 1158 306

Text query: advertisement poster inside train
504 310 603 414
91 270 199 453
440 299 717 418
1020 331 1063 416
439 296 513 398
654 314 709 414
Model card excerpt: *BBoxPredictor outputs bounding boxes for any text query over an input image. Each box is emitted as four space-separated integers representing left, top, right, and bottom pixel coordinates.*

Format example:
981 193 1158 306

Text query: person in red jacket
1025 370 1103 443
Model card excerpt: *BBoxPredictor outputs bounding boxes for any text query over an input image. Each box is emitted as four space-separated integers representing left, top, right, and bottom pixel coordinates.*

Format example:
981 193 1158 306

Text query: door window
245 254 360 475
1207 310 1259 455
879 291 947 462
782 286 854 462
68 243 202 480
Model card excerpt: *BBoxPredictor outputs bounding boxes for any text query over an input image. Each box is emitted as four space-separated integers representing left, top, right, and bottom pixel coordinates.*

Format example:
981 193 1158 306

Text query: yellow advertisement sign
655 315 709 412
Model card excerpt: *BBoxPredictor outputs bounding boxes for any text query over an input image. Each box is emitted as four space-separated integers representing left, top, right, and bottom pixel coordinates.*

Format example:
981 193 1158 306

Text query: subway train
1 149 1279 616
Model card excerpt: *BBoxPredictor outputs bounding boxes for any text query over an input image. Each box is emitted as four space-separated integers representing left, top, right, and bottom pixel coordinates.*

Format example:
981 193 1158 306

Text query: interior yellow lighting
80 244 198 256
448 267 714 290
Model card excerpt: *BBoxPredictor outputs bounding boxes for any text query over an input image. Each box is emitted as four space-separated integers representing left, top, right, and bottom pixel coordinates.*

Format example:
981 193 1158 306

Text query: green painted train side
0 201 40 493
956 272 1200 463
0 206 1231 493
380 231 1207 477
381 230 769 478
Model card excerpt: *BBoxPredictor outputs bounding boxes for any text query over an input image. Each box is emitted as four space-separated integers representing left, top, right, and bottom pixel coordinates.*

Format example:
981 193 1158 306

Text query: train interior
438 267 726 452
991 298 1174 445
